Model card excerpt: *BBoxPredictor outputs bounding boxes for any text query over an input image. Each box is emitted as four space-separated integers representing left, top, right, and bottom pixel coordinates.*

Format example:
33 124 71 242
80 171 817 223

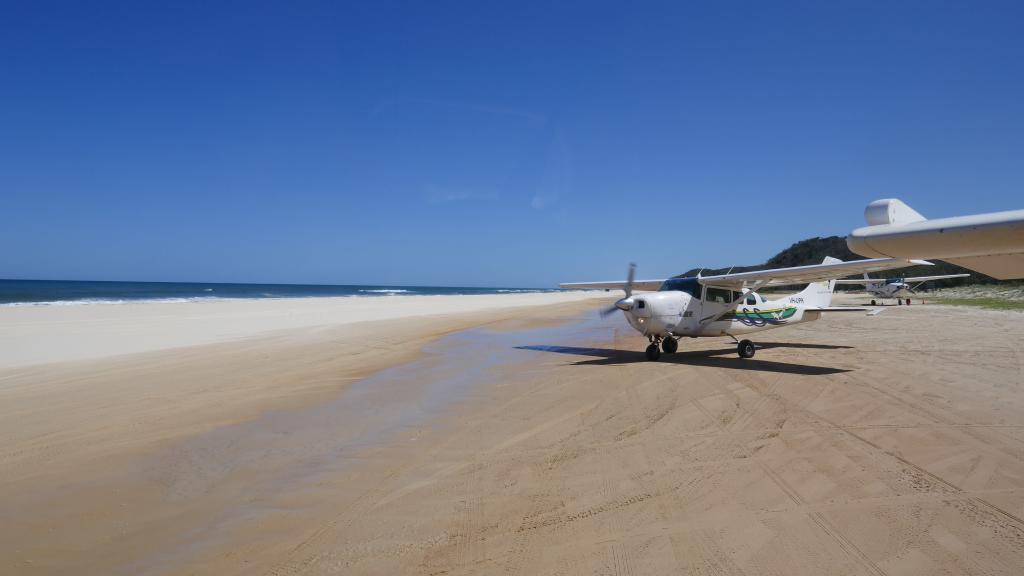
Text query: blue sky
2 1 1023 287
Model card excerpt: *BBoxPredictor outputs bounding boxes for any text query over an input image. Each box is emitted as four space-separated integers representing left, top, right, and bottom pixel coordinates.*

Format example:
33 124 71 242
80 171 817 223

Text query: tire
737 339 755 359
898 299 903 305
662 337 678 354
645 343 661 361
906 298 912 305
871 299 876 306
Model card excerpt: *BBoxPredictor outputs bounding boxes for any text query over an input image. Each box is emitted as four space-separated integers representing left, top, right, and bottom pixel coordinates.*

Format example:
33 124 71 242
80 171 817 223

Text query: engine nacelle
623 291 690 336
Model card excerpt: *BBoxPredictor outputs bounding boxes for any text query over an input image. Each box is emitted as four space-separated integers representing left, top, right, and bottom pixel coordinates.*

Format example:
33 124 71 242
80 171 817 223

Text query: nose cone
615 297 634 311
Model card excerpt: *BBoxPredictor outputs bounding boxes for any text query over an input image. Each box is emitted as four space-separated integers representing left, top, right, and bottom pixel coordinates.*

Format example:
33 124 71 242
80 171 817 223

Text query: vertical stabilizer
793 256 841 307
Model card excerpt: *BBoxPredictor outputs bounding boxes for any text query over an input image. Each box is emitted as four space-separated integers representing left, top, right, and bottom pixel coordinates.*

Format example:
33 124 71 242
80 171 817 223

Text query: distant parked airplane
835 272 970 306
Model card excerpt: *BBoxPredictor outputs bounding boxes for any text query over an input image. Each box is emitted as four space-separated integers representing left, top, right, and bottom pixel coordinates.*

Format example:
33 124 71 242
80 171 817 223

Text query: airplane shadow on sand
515 342 853 376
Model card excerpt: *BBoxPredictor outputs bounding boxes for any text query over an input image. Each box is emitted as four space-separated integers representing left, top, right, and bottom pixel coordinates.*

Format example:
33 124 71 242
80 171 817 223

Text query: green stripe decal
718 306 798 321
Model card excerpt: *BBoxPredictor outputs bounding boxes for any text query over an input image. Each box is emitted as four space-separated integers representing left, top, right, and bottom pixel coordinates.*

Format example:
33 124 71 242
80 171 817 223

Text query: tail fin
794 256 840 308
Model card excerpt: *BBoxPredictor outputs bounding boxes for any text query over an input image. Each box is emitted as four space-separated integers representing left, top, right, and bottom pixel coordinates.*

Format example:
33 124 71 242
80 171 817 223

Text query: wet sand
3 295 1024 574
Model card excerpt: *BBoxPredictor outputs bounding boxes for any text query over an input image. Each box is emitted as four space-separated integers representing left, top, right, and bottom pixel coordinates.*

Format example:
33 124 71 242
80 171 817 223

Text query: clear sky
3 1 1023 287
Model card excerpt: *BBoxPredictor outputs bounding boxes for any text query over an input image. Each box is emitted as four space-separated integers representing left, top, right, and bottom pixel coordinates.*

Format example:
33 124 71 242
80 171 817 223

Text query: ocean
0 279 561 306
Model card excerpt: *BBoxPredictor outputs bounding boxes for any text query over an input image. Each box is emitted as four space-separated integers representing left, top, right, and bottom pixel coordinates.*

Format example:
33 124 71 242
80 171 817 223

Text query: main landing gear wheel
906 298 912 305
662 337 678 354
737 339 756 359
898 299 903 305
871 299 877 306
645 343 661 361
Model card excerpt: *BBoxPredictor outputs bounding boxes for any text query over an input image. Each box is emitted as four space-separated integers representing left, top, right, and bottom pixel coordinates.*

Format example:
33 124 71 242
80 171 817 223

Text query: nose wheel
645 343 661 361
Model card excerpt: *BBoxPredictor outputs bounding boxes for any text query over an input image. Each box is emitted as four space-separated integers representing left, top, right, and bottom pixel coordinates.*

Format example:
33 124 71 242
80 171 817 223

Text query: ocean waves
0 280 560 306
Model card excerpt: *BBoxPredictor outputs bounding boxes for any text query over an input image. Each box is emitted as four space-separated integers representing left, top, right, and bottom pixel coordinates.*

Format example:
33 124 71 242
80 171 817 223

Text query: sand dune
2 295 1023 575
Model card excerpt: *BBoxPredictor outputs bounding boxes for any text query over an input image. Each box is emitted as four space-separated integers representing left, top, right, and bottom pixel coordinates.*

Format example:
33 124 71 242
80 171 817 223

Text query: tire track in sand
697 359 891 576
266 360 600 576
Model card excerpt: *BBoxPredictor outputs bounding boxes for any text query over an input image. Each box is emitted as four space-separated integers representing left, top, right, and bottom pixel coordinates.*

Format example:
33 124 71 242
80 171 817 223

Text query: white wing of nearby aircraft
847 199 1024 279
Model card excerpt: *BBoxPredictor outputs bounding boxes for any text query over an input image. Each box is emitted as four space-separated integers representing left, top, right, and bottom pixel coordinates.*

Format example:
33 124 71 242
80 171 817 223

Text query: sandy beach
2 293 1024 575
0 292 603 370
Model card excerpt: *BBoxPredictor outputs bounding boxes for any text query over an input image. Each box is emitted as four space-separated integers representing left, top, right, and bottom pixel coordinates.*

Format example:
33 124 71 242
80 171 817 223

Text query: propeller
599 263 637 318
895 281 915 294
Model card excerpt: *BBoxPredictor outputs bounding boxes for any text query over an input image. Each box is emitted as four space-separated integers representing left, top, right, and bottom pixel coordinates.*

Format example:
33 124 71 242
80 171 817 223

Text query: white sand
3 296 1024 574
0 291 603 370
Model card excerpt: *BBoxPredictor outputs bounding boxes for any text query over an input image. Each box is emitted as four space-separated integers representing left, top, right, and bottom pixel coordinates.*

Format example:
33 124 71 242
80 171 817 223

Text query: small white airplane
835 272 970 306
561 256 930 361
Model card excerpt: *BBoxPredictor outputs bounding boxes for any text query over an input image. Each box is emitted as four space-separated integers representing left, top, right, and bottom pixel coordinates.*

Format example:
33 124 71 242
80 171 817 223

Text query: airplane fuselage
619 278 827 339
863 282 912 299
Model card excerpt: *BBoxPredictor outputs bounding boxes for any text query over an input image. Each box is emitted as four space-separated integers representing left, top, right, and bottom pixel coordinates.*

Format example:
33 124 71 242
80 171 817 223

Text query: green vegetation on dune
932 298 1024 311
677 236 858 278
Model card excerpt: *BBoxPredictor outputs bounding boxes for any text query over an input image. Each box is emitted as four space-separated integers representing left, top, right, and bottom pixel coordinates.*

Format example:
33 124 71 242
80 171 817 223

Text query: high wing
834 279 885 285
558 279 666 291
834 272 969 285
697 258 932 291
900 273 970 283
847 198 1024 280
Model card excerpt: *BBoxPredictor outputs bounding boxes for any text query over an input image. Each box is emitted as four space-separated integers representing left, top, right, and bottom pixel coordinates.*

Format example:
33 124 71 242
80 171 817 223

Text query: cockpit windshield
658 277 700 297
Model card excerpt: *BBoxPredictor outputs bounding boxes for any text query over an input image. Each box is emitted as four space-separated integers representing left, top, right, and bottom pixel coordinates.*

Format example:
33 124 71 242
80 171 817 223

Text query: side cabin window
745 293 757 305
704 287 734 304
